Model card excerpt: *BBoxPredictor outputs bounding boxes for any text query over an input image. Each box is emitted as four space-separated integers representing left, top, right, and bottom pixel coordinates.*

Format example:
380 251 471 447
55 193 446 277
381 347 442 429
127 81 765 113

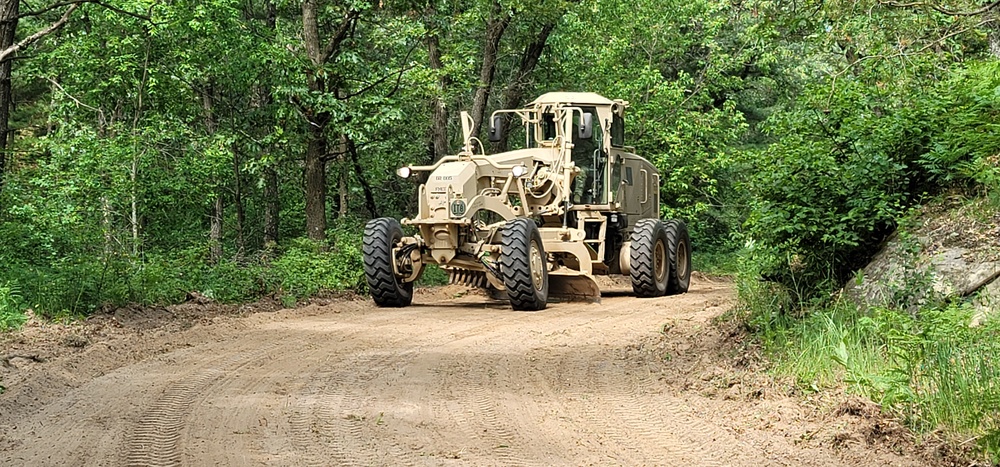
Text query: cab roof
529 92 615 107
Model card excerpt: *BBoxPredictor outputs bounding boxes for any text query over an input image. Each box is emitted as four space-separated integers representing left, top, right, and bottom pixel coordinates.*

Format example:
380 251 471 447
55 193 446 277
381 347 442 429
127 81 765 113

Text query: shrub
269 225 366 298
742 60 1000 303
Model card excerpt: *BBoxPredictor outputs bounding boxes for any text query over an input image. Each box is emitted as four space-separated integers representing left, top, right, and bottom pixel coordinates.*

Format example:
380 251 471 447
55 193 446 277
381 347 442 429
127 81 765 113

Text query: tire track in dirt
125 368 225 466
285 350 420 467
278 305 528 466
530 292 738 465
178 330 325 466
179 305 458 465
124 341 286 466
603 373 734 466
432 305 630 466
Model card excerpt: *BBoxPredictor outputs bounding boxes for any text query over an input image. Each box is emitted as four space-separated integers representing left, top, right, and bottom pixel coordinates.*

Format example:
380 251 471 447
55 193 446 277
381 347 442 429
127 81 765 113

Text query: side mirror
488 115 503 142
578 113 593 140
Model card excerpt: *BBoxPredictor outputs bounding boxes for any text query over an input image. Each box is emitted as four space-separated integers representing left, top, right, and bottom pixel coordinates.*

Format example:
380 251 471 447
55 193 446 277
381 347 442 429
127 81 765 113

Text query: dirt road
1 277 929 466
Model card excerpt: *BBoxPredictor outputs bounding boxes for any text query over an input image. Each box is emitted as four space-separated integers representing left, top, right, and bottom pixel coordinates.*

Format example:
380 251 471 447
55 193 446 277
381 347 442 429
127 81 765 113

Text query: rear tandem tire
500 218 549 311
664 219 692 294
629 218 669 297
363 218 413 307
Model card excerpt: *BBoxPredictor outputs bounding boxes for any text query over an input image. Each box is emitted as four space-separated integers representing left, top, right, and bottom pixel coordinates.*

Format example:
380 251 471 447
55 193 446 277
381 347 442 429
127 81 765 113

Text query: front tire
363 218 413 307
500 218 548 311
630 219 669 297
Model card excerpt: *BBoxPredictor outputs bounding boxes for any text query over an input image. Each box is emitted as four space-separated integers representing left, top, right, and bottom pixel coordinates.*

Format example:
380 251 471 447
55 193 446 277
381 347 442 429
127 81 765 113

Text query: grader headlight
511 165 528 178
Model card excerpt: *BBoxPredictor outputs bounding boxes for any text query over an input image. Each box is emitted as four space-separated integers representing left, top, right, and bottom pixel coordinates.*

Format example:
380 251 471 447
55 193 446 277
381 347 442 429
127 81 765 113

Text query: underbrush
0 226 370 324
736 273 1000 462
693 247 742 276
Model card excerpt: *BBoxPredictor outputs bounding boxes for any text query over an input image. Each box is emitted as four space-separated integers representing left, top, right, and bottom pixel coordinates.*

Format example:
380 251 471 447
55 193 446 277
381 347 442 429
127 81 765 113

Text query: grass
736 274 1000 462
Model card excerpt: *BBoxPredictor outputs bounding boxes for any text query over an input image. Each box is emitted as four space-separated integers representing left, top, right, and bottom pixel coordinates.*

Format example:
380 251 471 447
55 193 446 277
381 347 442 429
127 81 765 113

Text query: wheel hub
654 241 666 283
530 240 545 291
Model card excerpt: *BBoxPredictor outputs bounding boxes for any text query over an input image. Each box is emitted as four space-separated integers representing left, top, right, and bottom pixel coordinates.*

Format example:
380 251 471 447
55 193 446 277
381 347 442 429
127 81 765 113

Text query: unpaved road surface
1 277 931 466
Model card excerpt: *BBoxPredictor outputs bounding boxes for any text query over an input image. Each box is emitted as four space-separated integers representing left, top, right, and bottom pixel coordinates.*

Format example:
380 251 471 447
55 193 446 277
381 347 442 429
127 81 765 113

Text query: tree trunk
0 0 17 194
203 85 223 262
469 0 512 141
338 171 347 217
426 6 450 162
493 23 555 153
304 124 327 241
300 0 362 242
101 196 113 255
130 156 139 256
346 135 379 218
263 166 279 245
233 148 245 257
210 196 223 262
337 134 347 218
261 0 279 247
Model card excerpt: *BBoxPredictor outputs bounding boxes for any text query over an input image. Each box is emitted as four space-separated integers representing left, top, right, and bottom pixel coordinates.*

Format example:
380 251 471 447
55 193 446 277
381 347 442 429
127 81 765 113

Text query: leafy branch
880 0 1000 16
0 4 77 64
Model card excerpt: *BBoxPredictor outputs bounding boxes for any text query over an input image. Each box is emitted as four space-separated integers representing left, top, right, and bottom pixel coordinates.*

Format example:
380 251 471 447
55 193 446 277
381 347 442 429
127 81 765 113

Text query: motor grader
362 92 691 310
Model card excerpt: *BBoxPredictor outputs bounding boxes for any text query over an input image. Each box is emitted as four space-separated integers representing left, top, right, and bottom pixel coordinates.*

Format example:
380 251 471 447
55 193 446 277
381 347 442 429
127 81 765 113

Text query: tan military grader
363 92 691 310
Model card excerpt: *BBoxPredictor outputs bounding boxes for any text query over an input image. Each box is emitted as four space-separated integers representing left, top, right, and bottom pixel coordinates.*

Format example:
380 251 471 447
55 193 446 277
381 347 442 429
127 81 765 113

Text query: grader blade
548 272 601 303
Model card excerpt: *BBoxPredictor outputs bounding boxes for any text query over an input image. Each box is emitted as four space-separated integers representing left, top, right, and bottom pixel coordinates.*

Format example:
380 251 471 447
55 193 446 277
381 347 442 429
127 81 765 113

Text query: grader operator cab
362 92 691 310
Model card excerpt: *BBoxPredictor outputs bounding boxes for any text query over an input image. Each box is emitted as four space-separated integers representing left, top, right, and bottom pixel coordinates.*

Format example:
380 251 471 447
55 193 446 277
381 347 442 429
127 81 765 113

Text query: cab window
611 114 624 147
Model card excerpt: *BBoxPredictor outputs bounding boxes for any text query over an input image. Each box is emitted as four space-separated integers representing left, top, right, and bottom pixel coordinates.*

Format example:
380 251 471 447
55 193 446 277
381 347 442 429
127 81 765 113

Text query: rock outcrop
844 196 1000 324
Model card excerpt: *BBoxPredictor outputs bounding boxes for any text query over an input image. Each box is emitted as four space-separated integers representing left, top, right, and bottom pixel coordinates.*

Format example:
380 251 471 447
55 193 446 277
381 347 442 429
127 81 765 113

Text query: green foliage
741 57 1000 302
916 62 1000 196
416 263 449 287
692 247 742 276
0 281 27 331
269 223 366 298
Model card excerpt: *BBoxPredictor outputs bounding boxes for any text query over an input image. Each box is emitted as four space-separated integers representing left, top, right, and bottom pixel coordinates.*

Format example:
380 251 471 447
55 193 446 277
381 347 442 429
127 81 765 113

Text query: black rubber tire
664 219 692 294
500 218 548 311
630 218 669 297
363 218 413 307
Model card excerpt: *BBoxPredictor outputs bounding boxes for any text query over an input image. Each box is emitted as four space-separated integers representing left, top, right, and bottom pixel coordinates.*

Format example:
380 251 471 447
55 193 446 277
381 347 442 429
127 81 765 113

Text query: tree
295 0 369 242
0 0 80 193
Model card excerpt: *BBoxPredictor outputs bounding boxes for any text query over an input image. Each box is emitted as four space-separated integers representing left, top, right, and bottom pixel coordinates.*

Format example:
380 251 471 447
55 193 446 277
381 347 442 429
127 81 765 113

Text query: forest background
1 0 1000 461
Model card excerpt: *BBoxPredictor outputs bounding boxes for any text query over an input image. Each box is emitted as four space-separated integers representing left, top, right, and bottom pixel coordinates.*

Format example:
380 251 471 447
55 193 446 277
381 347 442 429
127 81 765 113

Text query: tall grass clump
880 305 1000 458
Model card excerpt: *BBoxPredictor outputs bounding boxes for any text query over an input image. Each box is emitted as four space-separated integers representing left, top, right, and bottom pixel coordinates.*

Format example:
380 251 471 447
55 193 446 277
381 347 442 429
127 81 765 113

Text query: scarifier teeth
448 268 486 288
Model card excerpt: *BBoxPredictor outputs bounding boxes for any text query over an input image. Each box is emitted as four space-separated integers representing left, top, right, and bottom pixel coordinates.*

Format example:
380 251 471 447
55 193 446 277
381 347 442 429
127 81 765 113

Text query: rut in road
0 278 929 466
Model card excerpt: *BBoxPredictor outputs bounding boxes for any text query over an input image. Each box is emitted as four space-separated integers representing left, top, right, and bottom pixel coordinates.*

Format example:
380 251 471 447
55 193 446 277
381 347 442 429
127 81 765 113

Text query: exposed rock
845 196 1000 322
972 278 1000 326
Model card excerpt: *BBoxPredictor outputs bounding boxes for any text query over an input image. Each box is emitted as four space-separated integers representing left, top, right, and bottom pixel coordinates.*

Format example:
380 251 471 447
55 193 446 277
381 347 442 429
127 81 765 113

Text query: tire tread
500 218 548 311
363 218 413 307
